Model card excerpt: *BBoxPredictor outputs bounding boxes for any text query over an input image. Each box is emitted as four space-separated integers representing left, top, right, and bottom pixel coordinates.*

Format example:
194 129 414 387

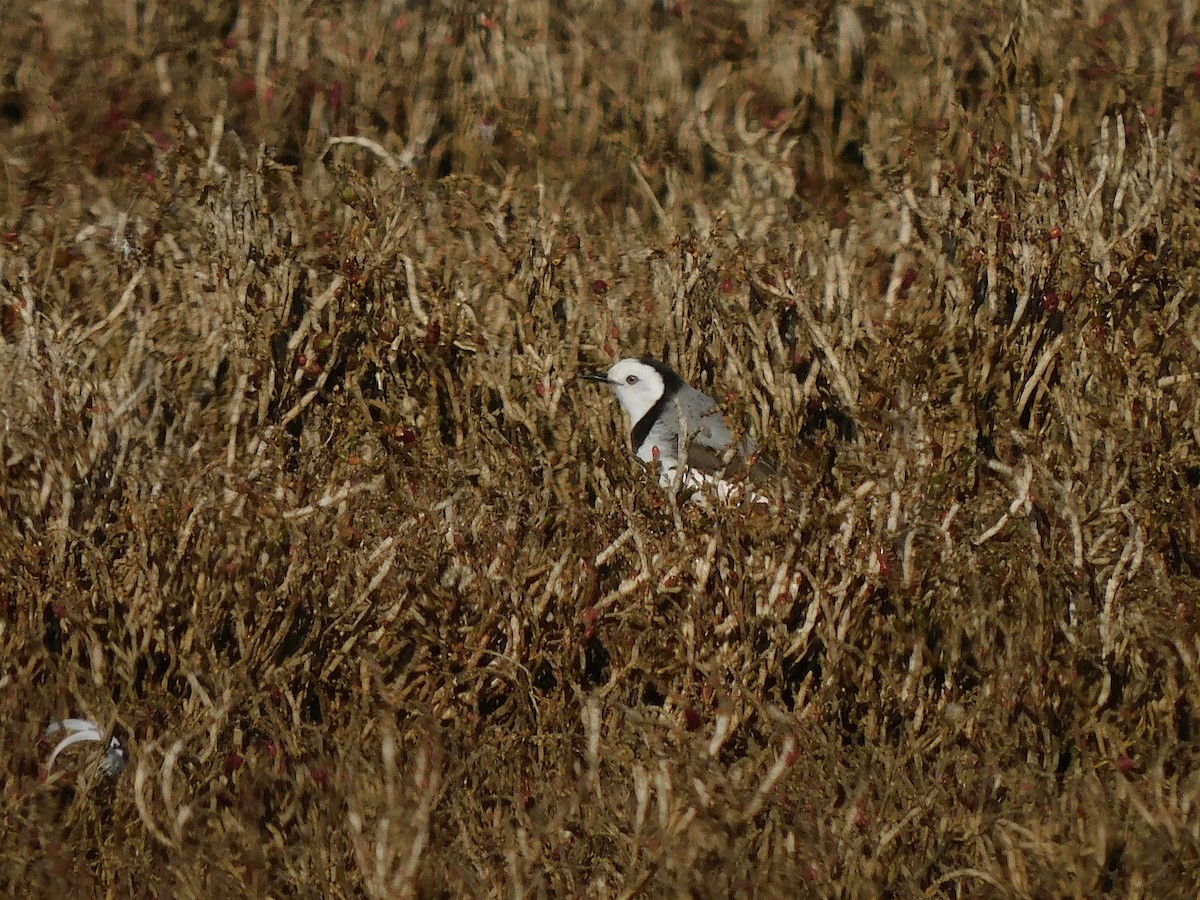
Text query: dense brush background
2 0 1200 896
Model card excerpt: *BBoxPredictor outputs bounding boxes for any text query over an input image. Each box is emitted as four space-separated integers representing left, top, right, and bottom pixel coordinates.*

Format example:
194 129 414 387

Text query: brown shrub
2 1 1199 896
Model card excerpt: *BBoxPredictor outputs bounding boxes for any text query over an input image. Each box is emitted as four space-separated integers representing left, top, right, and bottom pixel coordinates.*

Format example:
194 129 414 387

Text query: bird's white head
588 358 666 426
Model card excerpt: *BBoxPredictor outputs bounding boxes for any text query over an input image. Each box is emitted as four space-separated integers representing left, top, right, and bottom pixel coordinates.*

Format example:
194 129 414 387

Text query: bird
580 356 773 501
45 718 127 778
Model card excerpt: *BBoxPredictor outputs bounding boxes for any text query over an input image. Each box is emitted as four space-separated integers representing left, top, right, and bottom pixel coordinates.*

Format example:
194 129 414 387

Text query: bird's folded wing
684 440 776 485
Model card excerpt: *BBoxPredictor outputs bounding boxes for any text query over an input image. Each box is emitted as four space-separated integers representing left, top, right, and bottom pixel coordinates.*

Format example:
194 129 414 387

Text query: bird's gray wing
672 387 775 484
685 437 776 484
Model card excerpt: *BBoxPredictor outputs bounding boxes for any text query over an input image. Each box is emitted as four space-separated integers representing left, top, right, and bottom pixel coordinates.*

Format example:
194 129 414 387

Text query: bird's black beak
578 371 612 384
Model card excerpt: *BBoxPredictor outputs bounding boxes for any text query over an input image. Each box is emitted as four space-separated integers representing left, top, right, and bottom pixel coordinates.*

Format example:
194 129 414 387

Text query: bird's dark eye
626 375 639 385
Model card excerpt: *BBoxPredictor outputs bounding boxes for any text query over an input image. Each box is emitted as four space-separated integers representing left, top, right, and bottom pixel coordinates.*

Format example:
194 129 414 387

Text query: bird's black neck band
631 374 682 450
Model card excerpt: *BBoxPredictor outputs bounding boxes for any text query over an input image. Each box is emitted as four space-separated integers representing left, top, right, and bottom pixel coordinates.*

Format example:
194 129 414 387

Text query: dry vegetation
3 0 1200 896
